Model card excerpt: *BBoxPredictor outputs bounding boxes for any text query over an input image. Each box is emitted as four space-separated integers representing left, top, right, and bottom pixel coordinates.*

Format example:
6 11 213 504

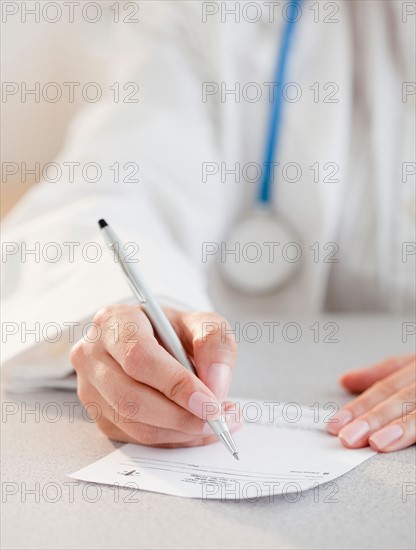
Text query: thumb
168 309 238 402
339 355 413 394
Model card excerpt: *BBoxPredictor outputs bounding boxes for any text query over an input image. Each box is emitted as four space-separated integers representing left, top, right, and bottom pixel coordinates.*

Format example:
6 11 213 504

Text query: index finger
168 310 238 402
98 306 222 422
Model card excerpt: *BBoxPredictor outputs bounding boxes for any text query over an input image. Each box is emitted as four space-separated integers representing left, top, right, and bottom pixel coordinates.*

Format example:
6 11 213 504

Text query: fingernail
326 409 353 434
188 392 221 421
339 419 370 445
369 424 403 450
206 363 231 402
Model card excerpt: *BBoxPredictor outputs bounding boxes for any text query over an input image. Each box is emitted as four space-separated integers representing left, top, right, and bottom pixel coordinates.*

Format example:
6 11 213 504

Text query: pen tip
98 219 108 229
233 452 239 461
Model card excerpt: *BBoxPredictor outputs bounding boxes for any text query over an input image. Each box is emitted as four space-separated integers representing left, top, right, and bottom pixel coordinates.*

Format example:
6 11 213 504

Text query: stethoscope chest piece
219 0 302 296
220 209 300 295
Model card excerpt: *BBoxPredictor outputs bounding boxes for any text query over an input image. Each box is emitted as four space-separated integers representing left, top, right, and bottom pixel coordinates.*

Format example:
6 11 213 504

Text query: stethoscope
220 0 302 295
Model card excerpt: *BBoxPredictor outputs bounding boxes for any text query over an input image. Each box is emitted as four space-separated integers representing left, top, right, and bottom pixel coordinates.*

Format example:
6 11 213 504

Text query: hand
70 304 240 448
327 355 416 452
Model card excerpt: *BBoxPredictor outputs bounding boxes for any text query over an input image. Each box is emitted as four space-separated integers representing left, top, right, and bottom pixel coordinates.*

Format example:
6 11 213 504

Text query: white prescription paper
69 400 377 500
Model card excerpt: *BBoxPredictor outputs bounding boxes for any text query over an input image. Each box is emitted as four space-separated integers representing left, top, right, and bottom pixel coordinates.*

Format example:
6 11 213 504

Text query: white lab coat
2 1 415 391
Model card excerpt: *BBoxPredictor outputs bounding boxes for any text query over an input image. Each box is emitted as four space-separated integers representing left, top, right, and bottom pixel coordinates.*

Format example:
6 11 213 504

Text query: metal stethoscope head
219 0 302 295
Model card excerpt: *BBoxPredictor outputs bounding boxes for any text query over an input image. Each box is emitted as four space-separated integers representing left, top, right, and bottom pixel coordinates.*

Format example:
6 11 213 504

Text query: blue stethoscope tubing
220 0 303 294
259 0 302 205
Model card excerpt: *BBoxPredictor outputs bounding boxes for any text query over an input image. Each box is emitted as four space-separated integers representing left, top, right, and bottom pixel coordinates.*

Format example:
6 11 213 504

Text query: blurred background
1 2 114 217
1 0 415 315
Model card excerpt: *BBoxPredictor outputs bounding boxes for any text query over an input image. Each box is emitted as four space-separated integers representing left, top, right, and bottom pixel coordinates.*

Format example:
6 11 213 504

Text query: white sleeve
1 2 226 392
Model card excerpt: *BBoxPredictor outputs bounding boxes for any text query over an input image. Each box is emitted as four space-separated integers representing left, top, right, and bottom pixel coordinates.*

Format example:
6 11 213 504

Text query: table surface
1 315 415 550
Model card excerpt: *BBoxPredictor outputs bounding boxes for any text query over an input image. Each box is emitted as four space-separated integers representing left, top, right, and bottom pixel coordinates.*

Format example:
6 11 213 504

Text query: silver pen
98 219 239 460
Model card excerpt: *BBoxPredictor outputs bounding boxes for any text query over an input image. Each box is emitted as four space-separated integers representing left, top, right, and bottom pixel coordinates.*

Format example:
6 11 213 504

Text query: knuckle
398 384 416 403
346 396 369 417
168 372 191 400
373 379 398 399
365 411 387 430
69 341 86 369
192 335 208 358
192 334 205 351
123 341 150 377
194 313 237 351
194 312 222 342
93 305 117 327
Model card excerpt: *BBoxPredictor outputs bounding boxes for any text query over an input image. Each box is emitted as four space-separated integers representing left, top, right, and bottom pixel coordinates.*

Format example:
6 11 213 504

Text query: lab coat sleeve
1 2 227 391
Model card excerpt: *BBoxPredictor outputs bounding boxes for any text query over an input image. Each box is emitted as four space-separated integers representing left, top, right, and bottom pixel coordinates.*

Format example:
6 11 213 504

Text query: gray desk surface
1 315 415 550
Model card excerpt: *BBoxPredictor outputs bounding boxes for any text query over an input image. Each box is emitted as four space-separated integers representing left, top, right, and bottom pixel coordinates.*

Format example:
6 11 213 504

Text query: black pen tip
98 219 108 229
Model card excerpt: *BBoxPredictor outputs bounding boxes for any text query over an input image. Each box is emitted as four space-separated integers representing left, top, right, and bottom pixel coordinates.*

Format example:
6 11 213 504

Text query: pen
98 219 239 460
